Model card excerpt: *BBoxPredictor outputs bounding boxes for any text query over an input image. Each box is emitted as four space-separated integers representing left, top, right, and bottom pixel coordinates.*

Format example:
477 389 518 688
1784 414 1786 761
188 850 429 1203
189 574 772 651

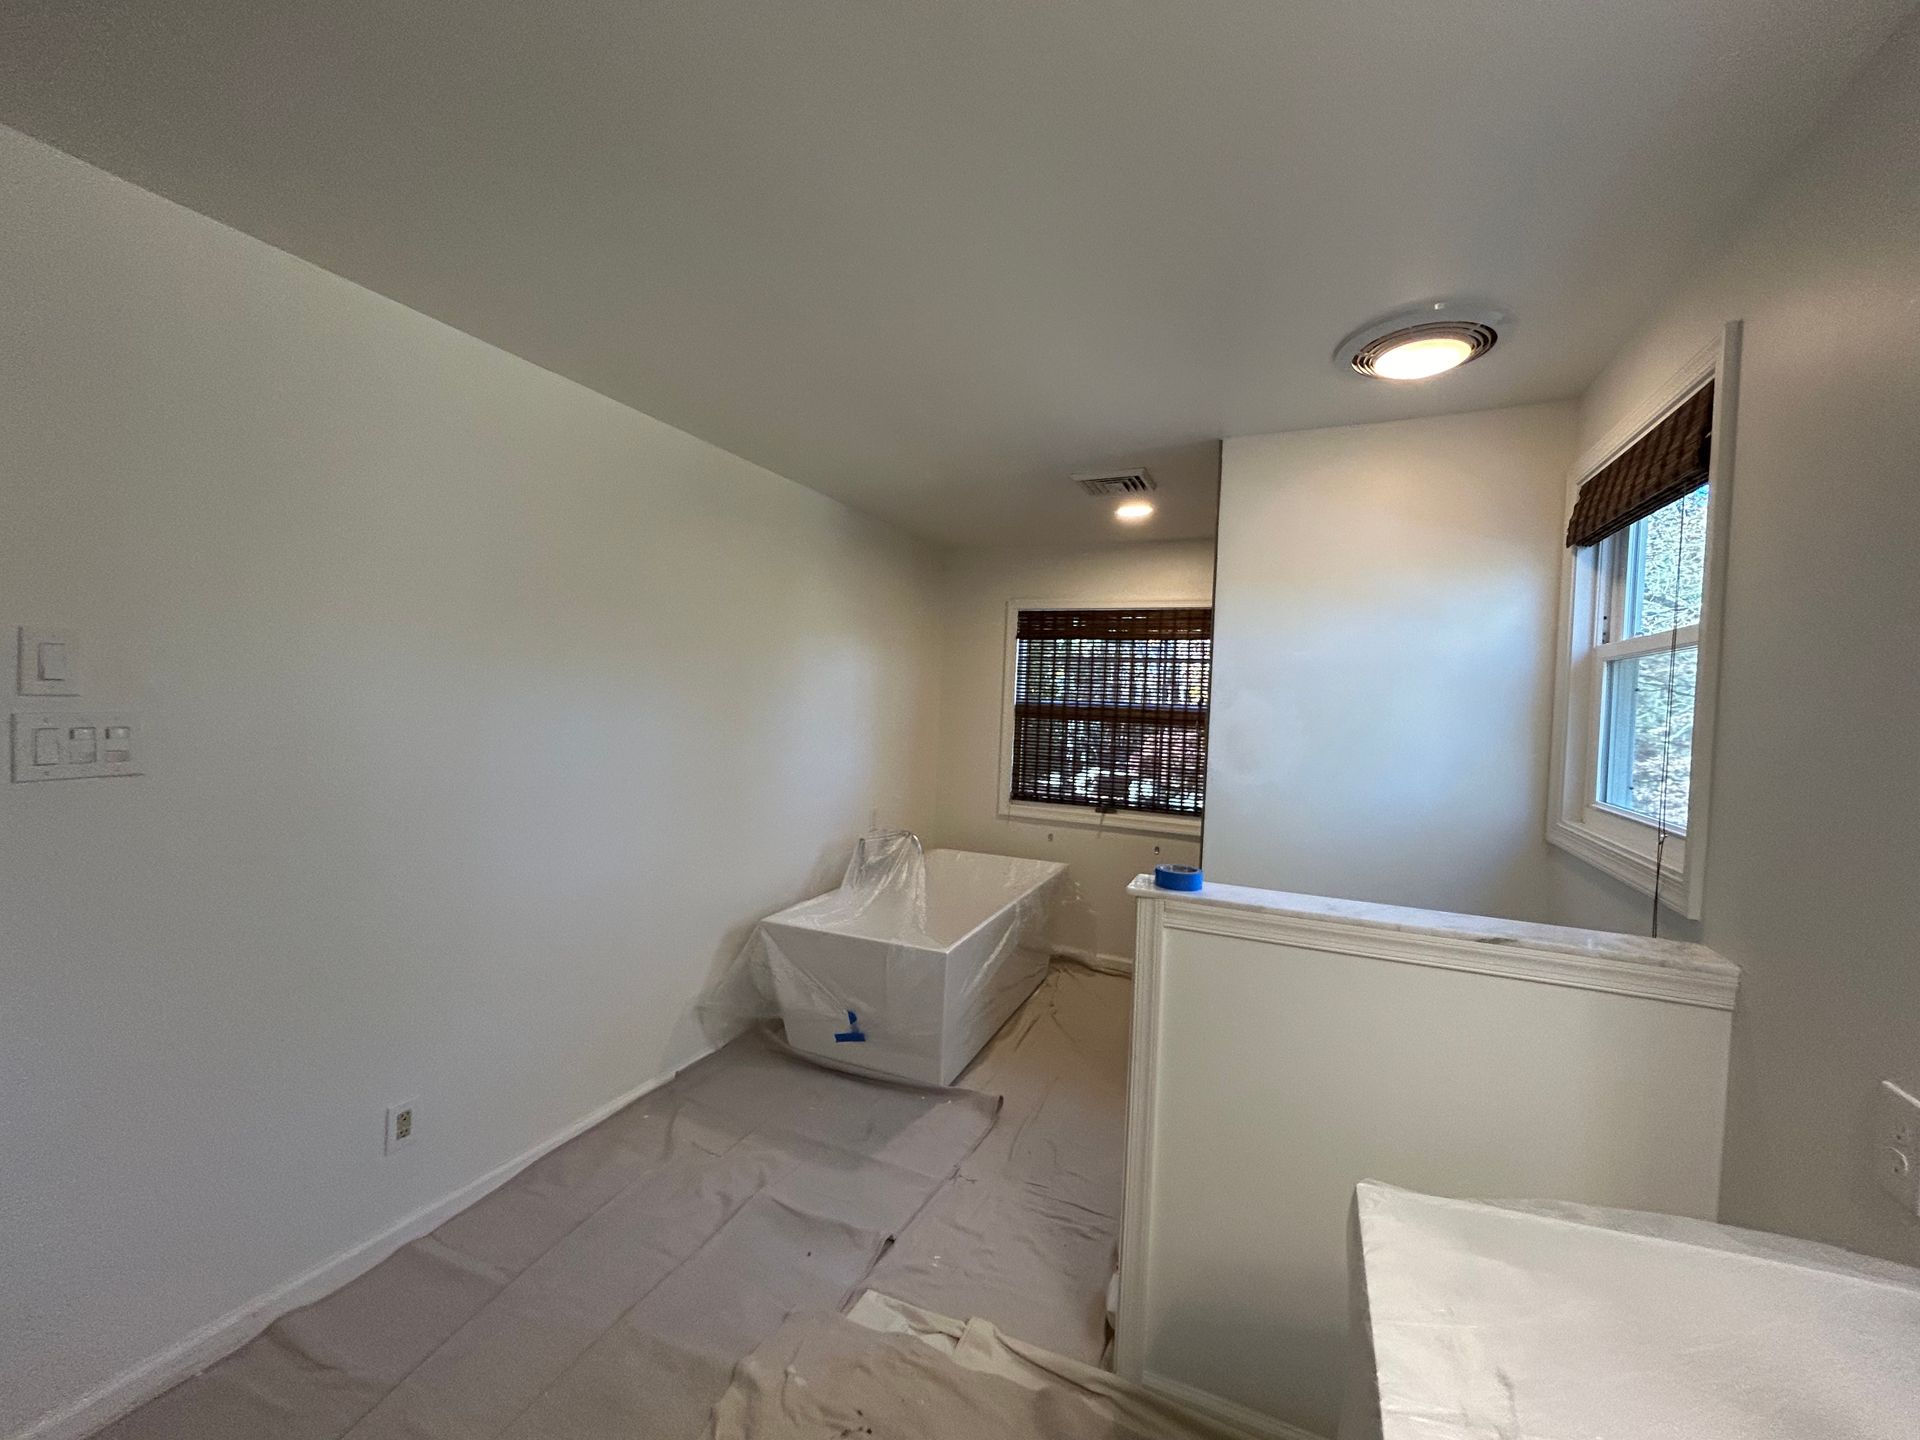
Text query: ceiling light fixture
1114 499 1155 523
1337 302 1504 382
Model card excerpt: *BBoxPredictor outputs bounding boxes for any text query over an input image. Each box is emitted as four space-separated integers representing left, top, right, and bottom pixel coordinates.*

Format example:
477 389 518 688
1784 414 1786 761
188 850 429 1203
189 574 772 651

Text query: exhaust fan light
1339 304 1503 381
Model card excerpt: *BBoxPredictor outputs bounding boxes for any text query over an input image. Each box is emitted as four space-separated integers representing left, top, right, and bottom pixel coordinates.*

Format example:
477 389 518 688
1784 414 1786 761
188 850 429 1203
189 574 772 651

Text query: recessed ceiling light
1337 303 1504 382
1114 500 1155 523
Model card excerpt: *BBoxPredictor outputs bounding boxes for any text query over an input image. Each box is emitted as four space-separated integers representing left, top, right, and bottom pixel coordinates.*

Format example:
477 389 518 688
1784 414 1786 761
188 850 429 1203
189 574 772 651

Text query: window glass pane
1599 644 1697 831
1009 710 1209 815
1621 486 1708 637
1010 612 1211 818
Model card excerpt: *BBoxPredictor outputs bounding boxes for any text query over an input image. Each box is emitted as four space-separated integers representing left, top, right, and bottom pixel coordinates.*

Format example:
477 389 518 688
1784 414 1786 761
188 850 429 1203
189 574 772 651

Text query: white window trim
1546 322 1740 921
998 596 1211 841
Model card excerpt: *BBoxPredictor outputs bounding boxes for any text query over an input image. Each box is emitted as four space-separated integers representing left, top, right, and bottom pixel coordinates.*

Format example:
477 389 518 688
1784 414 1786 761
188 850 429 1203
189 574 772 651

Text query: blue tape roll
1154 864 1203 892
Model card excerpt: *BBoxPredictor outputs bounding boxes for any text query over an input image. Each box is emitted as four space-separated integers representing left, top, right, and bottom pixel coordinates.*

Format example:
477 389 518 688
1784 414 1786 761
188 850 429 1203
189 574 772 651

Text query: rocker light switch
16 628 80 696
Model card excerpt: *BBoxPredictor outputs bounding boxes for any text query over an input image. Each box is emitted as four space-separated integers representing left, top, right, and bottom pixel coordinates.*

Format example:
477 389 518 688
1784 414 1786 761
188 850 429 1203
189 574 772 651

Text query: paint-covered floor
96 962 1131 1439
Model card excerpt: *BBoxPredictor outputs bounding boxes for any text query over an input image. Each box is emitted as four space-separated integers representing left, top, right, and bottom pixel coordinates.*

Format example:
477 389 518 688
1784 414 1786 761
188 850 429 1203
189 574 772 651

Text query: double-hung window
1548 325 1737 920
1000 604 1211 836
1591 484 1708 832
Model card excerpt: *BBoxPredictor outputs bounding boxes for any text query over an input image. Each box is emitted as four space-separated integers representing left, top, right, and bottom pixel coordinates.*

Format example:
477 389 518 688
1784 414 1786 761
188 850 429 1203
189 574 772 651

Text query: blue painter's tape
834 1010 867 1043
1153 864 1203 892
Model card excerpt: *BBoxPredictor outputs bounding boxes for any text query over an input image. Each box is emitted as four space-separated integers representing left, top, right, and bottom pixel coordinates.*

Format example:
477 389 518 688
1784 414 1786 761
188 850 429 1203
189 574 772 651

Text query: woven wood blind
1566 381 1714 548
1011 607 1211 818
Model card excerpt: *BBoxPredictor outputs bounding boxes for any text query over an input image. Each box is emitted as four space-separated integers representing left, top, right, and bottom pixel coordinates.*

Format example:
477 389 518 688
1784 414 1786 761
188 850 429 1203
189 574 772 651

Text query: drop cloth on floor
93 962 1131 1440
709 1291 1258 1440
868 961 1131 1361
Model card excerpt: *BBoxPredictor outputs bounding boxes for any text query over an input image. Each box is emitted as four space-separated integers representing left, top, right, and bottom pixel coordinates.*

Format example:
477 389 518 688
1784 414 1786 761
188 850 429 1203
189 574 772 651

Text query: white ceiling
2 1 1911 547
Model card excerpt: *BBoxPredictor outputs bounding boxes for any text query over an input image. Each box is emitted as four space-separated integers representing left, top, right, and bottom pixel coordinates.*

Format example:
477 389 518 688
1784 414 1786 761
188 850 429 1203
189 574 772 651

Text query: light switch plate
10 711 142 782
1874 1080 1920 1216
17 628 80 696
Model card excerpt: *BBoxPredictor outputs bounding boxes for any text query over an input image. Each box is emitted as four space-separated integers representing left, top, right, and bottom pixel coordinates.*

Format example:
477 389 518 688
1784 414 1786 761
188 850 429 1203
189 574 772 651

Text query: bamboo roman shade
1565 381 1715 548
1010 607 1211 818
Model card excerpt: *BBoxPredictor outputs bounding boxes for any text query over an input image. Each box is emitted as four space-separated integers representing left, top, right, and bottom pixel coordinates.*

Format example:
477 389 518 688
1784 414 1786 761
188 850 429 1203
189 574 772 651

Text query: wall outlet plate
385 1099 420 1154
1873 1080 1920 1216
17 628 80 696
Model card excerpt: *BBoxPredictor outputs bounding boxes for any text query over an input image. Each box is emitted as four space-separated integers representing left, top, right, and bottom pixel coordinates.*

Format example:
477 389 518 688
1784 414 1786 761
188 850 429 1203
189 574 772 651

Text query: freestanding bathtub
759 848 1065 1085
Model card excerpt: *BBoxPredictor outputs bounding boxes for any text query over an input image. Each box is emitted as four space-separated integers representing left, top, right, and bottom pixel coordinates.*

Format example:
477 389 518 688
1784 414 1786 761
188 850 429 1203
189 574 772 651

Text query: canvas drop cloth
95 963 1132 1440
97 1028 1001 1440
709 1291 1261 1440
1343 1181 1920 1440
863 958 1130 1361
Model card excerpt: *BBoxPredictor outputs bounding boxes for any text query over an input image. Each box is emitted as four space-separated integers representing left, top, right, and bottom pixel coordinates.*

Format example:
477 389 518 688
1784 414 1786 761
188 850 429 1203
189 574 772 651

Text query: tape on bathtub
834 1011 868 1043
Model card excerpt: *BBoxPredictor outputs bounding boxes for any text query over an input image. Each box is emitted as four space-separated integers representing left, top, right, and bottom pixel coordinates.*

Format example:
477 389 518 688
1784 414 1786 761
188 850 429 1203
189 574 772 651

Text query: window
1593 485 1707 831
1001 604 1211 834
1548 323 1737 921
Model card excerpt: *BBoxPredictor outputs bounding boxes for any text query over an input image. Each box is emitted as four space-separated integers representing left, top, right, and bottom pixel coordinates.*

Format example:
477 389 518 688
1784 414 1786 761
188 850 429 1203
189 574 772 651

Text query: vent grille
1074 468 1157 498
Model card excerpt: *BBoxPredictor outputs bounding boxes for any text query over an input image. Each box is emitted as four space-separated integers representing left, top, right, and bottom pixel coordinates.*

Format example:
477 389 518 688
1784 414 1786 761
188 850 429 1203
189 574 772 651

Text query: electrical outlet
385 1099 419 1155
1873 1081 1920 1216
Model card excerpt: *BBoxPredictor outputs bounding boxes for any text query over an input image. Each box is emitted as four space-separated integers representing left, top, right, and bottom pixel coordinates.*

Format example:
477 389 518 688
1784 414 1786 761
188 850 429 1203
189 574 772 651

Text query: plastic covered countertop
1343 1182 1920 1439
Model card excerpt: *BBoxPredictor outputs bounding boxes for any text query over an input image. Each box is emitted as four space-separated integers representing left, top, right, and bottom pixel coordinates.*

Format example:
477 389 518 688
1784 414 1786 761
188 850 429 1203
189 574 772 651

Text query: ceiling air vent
1074 468 1157 498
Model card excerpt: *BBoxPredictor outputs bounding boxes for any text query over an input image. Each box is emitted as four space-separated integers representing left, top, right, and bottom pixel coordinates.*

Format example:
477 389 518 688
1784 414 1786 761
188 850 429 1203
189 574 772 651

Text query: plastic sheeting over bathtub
701 834 1066 1085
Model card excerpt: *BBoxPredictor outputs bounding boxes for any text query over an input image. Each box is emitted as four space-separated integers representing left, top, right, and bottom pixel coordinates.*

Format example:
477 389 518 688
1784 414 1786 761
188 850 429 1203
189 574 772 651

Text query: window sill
998 799 1203 840
1589 799 1689 837
1547 813 1698 920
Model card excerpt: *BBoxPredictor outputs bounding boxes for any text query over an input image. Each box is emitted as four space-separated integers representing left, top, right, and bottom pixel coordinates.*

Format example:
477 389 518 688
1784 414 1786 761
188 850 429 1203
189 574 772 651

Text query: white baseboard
14 1042 722 1440
1143 1371 1328 1440
1052 945 1133 976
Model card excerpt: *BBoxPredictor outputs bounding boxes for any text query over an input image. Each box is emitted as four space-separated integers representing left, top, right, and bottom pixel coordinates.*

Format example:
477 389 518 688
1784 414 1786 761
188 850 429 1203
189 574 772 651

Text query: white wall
1571 14 1920 1266
1206 403 1583 923
929 541 1215 963
0 126 940 1438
